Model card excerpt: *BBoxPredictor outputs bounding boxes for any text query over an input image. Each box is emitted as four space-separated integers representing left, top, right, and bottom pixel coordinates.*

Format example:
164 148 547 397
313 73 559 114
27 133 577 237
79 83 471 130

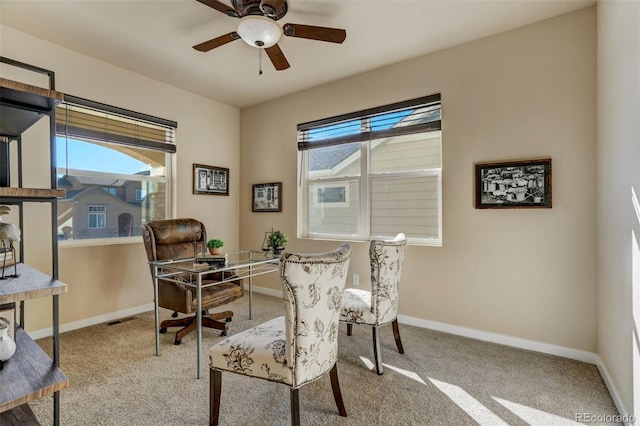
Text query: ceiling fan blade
283 23 346 44
193 32 241 52
196 0 239 18
265 44 290 71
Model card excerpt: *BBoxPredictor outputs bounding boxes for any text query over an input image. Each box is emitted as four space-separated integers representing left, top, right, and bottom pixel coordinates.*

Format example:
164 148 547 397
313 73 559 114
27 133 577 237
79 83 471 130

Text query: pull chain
258 48 263 76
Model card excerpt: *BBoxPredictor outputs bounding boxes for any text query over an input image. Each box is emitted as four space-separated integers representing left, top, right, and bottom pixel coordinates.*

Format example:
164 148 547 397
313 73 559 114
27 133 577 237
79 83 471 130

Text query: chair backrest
280 244 351 388
142 218 207 262
370 233 407 325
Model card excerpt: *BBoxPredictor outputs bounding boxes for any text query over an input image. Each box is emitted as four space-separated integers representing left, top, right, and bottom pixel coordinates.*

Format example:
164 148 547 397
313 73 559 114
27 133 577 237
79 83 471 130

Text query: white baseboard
28 303 155 340
251 285 282 298
593 355 634 426
396 314 598 364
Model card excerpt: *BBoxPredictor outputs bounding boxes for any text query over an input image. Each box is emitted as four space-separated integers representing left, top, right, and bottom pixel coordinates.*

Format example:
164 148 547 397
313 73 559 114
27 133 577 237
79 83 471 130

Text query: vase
272 247 285 255
516 192 526 202
208 248 221 255
0 317 16 371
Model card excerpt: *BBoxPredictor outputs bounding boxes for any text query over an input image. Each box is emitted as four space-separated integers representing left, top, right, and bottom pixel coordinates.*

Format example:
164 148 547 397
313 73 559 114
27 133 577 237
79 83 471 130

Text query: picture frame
252 182 282 212
475 158 552 209
193 164 229 196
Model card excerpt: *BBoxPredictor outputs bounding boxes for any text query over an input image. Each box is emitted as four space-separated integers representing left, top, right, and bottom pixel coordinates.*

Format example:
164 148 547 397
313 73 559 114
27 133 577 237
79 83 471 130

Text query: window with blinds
297 94 442 245
55 95 176 241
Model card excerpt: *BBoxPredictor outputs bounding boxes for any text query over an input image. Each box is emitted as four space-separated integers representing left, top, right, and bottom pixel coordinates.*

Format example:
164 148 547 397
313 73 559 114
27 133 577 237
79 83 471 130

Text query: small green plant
267 230 288 248
206 238 224 249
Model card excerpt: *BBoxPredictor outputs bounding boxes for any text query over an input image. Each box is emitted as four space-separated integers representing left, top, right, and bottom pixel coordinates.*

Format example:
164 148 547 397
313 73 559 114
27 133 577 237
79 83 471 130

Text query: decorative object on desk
266 229 288 255
475 158 552 209
0 316 16 371
206 238 224 255
193 163 229 196
205 254 229 269
252 182 282 212
0 205 20 279
0 306 14 339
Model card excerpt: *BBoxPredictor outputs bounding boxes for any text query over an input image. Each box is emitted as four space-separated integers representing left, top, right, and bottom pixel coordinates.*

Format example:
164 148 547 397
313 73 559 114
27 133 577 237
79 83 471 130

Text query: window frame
87 205 107 229
297 95 442 246
56 96 175 247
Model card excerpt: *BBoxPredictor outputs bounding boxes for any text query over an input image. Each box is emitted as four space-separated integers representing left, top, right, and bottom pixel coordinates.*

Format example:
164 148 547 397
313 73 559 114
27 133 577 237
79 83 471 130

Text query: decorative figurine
0 205 20 279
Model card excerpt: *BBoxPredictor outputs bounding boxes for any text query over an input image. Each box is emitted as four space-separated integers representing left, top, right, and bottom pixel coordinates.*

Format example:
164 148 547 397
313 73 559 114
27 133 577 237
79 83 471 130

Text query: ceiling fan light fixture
236 15 282 48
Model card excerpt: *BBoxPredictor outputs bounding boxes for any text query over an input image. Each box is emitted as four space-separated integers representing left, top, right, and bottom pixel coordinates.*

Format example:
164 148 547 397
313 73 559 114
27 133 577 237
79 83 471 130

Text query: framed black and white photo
252 182 282 212
193 164 229 196
475 158 552 209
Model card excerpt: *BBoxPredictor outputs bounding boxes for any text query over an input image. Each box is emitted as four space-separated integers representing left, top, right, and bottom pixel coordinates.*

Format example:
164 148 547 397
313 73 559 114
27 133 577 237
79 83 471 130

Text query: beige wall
597 0 640 417
0 25 241 331
240 8 597 352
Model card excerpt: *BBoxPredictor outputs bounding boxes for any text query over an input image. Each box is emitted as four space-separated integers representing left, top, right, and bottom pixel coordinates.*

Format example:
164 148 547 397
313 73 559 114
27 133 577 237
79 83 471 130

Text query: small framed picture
475 158 552 209
252 182 282 212
193 164 229 196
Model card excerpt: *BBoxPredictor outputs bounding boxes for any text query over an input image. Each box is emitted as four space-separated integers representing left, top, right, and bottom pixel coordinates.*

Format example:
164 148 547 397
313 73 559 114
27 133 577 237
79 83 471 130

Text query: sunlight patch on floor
428 378 510 426
358 356 375 371
493 397 580 425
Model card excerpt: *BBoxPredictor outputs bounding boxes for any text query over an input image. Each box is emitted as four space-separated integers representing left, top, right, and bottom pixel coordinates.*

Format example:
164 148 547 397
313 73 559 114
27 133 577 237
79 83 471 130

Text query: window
298 94 442 245
56 95 176 241
88 205 106 229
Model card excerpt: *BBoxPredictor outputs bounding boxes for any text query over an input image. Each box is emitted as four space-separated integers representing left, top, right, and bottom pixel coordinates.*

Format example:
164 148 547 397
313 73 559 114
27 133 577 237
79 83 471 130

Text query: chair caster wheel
159 327 167 334
220 329 227 337
171 311 178 318
174 339 182 345
225 317 232 323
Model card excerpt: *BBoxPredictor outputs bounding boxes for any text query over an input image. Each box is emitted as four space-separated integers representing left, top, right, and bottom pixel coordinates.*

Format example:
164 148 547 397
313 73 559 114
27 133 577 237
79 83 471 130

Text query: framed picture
252 182 282 212
193 164 229 196
475 158 552 209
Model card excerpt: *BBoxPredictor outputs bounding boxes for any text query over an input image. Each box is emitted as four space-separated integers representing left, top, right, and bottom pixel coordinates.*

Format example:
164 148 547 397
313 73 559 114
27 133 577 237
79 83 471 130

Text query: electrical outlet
352 274 360 286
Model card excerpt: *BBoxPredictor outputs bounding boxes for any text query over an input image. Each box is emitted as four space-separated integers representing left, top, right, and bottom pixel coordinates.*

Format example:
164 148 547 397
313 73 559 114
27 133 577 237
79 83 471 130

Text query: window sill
301 235 442 247
59 236 142 248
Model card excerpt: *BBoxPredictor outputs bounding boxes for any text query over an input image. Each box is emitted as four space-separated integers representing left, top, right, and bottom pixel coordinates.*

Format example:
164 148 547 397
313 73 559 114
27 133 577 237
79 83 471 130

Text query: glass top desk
149 250 279 378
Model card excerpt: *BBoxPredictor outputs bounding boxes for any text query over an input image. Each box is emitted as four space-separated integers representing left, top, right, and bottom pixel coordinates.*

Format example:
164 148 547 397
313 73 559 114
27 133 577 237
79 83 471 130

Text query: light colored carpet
31 292 620 425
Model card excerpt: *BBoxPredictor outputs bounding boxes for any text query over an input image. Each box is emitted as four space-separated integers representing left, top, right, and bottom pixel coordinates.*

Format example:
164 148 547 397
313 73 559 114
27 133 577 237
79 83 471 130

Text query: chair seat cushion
340 288 375 325
196 281 243 311
209 316 293 385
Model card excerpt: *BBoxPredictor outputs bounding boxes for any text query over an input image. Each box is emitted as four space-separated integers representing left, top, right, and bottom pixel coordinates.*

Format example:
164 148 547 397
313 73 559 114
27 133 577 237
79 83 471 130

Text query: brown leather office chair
142 218 243 345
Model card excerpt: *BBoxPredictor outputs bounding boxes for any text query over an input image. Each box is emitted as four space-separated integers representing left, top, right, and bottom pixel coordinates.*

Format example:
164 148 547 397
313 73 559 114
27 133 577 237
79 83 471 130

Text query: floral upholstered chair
208 244 352 426
340 233 407 375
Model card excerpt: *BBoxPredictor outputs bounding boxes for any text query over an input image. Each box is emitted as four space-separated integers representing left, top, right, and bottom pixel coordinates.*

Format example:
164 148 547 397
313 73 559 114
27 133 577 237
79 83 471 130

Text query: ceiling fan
193 0 347 71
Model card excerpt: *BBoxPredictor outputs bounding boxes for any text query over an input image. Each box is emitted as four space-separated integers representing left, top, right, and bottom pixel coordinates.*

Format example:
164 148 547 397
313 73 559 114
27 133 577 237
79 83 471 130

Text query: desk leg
153 265 160 356
197 274 203 379
248 264 253 320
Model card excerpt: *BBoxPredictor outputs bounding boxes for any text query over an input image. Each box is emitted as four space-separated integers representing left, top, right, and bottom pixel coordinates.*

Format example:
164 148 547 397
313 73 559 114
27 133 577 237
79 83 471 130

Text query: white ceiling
0 0 593 108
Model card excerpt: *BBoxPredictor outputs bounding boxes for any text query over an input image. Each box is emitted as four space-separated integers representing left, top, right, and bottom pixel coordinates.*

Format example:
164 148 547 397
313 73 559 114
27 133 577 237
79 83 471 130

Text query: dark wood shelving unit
0 57 67 426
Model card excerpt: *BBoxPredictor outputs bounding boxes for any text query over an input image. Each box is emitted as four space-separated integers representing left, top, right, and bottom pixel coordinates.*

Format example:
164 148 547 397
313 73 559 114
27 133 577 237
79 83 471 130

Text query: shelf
0 78 63 137
0 403 40 425
0 263 67 304
0 327 68 413
0 187 65 200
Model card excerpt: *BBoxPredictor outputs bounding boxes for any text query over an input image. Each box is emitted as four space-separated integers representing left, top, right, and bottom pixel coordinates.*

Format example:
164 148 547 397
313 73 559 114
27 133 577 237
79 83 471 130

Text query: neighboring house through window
297 94 442 246
56 96 176 241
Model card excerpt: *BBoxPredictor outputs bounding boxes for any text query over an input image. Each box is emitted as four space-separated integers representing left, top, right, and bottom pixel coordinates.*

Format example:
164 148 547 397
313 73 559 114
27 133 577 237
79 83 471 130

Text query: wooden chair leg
392 318 404 354
329 364 347 417
372 326 383 375
210 369 222 426
290 388 300 426
347 323 353 336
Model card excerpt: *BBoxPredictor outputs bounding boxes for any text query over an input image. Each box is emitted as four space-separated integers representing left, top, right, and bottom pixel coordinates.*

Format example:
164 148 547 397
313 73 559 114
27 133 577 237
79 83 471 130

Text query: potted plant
267 230 288 255
206 238 224 255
